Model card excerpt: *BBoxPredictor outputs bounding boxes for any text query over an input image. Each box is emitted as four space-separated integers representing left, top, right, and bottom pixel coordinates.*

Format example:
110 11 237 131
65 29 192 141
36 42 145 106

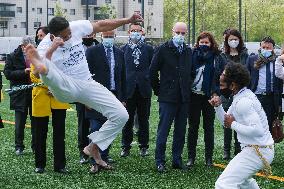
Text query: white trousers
215 146 274 189
40 59 129 151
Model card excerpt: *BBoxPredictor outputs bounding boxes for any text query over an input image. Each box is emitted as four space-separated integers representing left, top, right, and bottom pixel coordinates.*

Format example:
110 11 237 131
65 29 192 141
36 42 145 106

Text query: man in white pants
31 14 142 169
209 63 274 189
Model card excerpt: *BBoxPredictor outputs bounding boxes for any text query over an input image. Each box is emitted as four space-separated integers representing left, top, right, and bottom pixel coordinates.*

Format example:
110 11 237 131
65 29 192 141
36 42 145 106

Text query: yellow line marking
214 163 284 182
2 120 31 128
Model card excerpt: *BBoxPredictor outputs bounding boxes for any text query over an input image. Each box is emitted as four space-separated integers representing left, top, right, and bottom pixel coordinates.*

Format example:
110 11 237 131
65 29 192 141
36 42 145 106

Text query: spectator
150 22 192 173
3 36 35 155
0 71 3 128
120 23 153 157
187 32 225 167
220 29 248 160
247 36 283 133
85 30 126 173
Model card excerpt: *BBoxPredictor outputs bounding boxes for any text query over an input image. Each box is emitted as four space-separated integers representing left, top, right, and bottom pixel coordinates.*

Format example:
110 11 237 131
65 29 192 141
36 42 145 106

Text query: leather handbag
272 118 284 143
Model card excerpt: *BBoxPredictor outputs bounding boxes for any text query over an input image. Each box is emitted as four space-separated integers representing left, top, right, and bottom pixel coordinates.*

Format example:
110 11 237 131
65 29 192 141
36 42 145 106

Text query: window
70 9 75 15
64 9 68 13
48 8 54 15
20 22 26 28
154 28 156 31
0 21 8 29
105 0 111 3
64 0 71 1
14 25 17 28
37 8 42 14
32 8 35 11
16 7 22 13
34 22 41 29
138 0 141 3
148 0 154 5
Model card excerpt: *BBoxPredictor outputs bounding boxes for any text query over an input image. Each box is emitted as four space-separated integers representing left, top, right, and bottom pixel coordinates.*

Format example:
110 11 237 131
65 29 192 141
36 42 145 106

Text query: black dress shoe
120 149 130 157
205 158 213 167
186 159 195 167
139 148 149 157
35 167 45 174
172 163 187 170
105 156 115 164
157 164 166 173
223 151 231 160
54 168 69 174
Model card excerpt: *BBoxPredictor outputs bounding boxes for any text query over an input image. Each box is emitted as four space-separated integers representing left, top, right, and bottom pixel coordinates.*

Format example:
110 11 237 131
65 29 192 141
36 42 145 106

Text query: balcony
0 11 15 17
81 0 97 6
94 14 109 20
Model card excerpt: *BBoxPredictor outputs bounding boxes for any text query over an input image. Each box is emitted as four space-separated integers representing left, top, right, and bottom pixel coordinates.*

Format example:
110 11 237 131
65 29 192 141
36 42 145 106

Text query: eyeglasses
175 31 186 36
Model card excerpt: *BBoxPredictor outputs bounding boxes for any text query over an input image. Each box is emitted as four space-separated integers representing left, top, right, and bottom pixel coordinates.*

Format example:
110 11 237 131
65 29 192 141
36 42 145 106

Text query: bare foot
83 143 107 167
25 44 48 75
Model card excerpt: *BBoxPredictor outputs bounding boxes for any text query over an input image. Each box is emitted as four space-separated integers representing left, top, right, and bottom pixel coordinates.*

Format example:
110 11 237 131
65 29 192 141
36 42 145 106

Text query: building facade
0 0 163 38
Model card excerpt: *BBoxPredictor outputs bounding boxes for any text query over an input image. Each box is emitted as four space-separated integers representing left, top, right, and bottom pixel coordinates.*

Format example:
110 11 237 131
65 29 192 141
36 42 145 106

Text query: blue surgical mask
173 34 185 46
102 38 114 48
130 32 142 43
261 48 272 58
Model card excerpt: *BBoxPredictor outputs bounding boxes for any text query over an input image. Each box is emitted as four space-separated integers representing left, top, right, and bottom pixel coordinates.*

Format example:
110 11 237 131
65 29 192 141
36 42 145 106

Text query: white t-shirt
37 20 93 81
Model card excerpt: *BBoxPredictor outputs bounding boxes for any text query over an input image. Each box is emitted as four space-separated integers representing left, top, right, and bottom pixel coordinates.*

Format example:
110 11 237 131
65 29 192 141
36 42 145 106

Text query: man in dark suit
247 36 283 133
0 71 3 128
120 23 153 157
150 22 192 173
85 30 126 173
3 36 35 155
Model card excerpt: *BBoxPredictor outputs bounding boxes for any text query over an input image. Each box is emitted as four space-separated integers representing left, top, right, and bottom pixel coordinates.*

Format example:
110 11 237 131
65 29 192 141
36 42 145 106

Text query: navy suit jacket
121 43 154 99
85 44 126 121
150 40 193 103
246 54 283 108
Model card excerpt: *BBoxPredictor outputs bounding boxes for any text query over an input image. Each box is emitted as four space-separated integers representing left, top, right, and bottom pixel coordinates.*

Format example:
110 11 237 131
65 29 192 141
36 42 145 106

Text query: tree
54 1 67 18
97 4 117 19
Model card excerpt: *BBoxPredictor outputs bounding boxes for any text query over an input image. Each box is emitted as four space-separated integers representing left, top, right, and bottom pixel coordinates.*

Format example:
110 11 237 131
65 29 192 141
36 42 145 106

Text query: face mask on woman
228 40 239 48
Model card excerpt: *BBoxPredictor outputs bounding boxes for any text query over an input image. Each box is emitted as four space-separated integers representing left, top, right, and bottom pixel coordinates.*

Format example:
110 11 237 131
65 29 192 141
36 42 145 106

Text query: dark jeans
256 94 276 133
34 109 66 170
76 103 90 158
0 114 4 128
155 102 188 166
188 93 215 160
89 119 110 165
15 110 35 151
122 87 151 150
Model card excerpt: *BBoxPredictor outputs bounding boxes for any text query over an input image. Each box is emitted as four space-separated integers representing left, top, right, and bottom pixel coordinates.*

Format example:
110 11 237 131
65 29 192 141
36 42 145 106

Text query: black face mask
220 88 232 99
82 38 94 47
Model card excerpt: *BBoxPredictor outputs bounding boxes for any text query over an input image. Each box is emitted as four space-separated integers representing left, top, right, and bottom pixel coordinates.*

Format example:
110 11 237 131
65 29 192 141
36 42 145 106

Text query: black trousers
256 94 276 133
15 110 35 151
76 103 90 158
223 128 241 155
122 87 151 150
221 96 241 155
34 109 66 170
188 93 215 160
0 113 4 128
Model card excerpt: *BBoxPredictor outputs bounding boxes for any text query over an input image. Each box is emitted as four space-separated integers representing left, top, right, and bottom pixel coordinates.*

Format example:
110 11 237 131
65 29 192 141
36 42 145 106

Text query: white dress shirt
215 87 274 147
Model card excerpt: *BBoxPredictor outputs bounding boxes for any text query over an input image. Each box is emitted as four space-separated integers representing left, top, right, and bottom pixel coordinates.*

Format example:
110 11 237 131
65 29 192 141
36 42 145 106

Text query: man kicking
28 14 142 170
209 63 274 189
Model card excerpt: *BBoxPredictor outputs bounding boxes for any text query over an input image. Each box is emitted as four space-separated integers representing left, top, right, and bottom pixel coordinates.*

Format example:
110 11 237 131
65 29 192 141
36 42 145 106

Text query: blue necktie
266 63 272 93
106 48 112 68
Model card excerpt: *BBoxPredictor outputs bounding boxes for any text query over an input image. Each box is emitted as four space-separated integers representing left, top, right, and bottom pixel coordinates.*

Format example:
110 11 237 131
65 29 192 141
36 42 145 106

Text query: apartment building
0 0 164 38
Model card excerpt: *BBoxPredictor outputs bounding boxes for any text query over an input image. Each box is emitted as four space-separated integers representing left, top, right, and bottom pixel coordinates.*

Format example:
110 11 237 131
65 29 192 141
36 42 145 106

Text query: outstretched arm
275 56 284 80
92 13 143 33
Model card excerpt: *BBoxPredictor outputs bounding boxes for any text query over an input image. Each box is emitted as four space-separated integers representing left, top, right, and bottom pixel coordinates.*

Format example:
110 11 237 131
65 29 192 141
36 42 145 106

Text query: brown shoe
98 163 114 170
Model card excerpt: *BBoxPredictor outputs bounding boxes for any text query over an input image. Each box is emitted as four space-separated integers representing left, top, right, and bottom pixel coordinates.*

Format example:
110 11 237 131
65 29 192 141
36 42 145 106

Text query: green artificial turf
0 76 283 189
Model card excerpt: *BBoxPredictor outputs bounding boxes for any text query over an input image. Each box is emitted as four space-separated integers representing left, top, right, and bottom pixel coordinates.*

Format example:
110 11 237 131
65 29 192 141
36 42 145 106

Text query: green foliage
98 4 117 19
54 1 67 18
164 0 284 45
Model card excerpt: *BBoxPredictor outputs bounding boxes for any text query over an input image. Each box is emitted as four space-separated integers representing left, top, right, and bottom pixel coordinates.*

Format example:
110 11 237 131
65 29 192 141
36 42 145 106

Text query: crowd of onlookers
0 19 283 175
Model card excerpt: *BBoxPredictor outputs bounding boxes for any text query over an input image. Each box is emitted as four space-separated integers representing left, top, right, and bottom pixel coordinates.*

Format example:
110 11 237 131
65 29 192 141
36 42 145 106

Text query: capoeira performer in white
209 63 274 189
26 14 143 169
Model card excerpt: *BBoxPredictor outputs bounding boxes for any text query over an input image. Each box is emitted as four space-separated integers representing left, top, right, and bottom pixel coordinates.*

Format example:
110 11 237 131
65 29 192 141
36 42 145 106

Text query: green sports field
0 73 283 189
